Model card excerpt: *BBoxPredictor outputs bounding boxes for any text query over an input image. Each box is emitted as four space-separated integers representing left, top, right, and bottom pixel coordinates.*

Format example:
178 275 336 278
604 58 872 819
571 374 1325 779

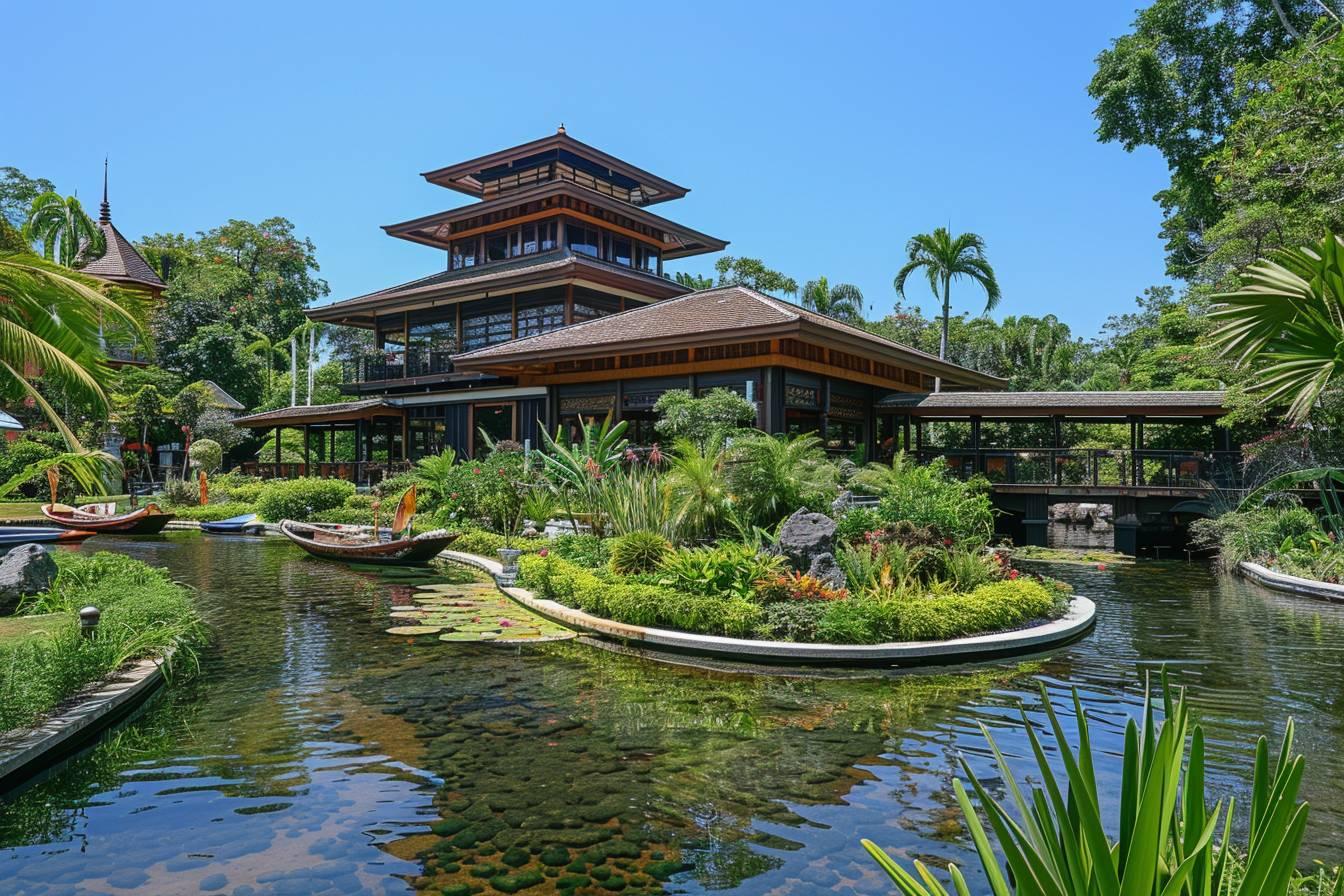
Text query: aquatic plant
864 673 1321 896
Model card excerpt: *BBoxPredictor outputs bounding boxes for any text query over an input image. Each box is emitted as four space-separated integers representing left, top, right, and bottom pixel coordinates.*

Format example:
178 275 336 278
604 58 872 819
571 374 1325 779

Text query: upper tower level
421 125 688 207
382 128 727 272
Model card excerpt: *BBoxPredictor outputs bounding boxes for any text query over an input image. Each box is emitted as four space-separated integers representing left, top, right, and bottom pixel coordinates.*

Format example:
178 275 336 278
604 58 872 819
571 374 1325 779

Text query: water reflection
1 535 1343 895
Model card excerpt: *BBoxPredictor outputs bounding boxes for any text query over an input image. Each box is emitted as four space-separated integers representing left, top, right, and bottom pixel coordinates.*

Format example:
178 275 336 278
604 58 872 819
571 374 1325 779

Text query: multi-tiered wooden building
235 129 1003 475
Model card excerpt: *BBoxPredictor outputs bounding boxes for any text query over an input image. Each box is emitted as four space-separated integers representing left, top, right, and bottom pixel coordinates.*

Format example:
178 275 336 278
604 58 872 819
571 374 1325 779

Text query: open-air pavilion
232 399 411 485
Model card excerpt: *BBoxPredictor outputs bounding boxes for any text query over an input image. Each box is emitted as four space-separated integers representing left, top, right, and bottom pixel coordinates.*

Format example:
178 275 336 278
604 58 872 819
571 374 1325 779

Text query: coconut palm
1209 231 1344 422
23 192 104 268
0 254 137 495
801 276 865 321
893 228 1001 390
0 254 140 445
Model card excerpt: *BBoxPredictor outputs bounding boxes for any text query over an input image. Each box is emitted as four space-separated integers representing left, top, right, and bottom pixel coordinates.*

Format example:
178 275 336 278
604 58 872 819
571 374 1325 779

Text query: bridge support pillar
1022 494 1049 548
1114 495 1140 556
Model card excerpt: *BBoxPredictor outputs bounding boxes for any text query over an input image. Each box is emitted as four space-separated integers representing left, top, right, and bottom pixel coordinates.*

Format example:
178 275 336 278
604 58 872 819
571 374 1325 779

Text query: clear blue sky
9 1 1171 339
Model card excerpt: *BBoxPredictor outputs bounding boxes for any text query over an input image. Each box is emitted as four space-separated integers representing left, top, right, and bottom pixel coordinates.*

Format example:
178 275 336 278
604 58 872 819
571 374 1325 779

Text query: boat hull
199 514 262 535
40 504 176 535
0 526 97 547
279 520 458 565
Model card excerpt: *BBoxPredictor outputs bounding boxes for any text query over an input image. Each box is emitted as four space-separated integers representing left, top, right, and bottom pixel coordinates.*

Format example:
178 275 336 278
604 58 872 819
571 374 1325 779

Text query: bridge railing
914 448 1242 489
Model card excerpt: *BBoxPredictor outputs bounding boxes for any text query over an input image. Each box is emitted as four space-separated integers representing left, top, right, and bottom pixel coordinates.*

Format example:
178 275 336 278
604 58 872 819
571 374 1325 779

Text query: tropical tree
245 328 288 397
23 192 105 267
1209 230 1344 422
663 437 734 540
674 271 714 290
723 431 838 529
893 228 1001 389
0 254 139 447
801 276 865 321
714 256 799 297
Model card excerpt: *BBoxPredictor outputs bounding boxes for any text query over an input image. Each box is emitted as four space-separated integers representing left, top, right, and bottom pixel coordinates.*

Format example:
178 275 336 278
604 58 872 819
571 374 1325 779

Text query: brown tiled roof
453 285 1006 388
306 249 686 324
233 398 402 427
878 391 1228 417
79 220 165 290
199 380 245 411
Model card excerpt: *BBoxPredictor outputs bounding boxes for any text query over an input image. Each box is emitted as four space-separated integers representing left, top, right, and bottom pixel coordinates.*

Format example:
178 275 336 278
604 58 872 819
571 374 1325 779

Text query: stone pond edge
0 653 168 793
440 549 1098 667
1239 561 1344 604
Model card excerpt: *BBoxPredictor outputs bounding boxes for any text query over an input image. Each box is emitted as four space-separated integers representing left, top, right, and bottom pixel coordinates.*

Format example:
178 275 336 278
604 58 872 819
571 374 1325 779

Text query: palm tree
893 228 1001 390
245 329 288 398
23 192 105 268
1209 230 1344 422
0 253 137 494
801 276 865 321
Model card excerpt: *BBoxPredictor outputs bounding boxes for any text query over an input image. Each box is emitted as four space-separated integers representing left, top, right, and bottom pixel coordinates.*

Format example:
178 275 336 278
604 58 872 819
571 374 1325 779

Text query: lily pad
386 625 445 636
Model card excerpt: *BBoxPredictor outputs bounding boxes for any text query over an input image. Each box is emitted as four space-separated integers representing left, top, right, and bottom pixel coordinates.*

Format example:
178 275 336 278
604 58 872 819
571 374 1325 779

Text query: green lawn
0 612 62 646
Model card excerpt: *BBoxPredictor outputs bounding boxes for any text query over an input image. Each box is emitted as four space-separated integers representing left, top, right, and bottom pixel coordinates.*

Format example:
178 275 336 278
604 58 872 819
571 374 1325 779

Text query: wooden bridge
875 391 1239 554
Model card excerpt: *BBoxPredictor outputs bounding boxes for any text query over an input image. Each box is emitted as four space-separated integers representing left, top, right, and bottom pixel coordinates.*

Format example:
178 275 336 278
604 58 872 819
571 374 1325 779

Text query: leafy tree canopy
0 167 55 230
141 217 329 365
1088 0 1331 278
713 256 798 297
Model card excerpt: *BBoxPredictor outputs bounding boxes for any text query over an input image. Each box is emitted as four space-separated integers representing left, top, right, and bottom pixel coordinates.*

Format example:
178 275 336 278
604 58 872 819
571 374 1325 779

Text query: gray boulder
0 543 57 615
775 508 837 572
807 552 847 590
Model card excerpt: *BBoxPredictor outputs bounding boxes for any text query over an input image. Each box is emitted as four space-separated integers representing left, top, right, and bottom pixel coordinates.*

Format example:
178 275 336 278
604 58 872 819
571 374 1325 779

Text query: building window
516 303 565 338
485 233 509 263
567 220 600 258
636 244 659 273
609 235 633 267
462 309 513 350
450 239 477 270
539 220 557 251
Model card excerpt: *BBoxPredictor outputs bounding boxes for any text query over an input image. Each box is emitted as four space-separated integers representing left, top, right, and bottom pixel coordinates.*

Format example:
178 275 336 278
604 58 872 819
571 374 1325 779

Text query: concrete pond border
0 653 168 793
1239 561 1344 604
440 549 1098 668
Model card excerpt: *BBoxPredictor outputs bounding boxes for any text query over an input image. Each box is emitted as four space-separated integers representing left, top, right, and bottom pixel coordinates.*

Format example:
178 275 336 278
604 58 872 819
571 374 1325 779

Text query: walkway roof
233 399 403 429
877 390 1228 418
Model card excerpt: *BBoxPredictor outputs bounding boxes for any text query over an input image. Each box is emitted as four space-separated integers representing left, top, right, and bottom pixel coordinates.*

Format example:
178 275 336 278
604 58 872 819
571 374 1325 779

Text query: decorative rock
774 509 837 572
830 491 853 515
806 552 847 590
0 543 57 615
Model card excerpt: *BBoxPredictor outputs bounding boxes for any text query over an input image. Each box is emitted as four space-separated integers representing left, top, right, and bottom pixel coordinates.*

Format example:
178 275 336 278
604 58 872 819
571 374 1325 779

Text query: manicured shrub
655 542 786 600
518 554 761 637
551 534 609 568
451 527 544 557
254 476 355 522
434 451 529 528
890 578 1061 642
755 602 829 641
187 438 223 474
609 530 671 575
172 501 257 522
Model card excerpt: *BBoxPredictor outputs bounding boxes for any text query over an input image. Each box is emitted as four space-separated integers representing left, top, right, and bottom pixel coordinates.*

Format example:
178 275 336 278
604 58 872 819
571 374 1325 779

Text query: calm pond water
2 534 1343 896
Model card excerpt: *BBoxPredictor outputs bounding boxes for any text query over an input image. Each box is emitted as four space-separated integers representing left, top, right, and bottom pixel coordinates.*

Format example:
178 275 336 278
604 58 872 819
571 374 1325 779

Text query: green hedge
254 477 355 522
514 553 1064 645
517 554 761 637
0 552 205 732
171 502 257 522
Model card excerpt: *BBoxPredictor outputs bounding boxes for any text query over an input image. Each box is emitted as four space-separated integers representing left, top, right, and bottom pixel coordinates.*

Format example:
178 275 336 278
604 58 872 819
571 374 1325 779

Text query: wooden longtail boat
0 526 97 547
40 502 176 535
279 486 457 565
199 513 263 535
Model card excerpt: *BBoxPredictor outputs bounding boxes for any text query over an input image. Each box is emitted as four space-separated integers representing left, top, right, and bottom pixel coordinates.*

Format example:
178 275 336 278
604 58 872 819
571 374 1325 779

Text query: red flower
1008 569 1020 580
472 467 482 475
648 443 663 465
1096 563 1107 571
538 548 549 558
942 538 953 547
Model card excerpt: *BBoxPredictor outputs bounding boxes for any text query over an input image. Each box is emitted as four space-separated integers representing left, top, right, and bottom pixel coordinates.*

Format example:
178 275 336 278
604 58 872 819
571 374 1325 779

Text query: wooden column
303 424 311 473
564 284 574 325
970 415 982 475
274 425 282 473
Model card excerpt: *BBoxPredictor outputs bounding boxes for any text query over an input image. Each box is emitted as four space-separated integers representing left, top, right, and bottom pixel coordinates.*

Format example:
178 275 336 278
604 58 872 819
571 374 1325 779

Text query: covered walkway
232 399 409 485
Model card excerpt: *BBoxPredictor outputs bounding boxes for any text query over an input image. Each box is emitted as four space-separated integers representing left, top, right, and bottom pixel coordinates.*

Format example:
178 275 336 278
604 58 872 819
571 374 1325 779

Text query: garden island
5 3 1344 894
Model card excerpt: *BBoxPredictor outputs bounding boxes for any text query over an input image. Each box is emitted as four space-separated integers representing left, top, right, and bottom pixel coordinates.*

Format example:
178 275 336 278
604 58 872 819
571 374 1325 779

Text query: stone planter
496 548 523 586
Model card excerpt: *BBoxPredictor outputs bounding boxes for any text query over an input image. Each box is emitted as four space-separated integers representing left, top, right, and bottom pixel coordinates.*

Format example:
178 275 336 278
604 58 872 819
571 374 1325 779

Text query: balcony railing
344 348 456 384
915 448 1243 490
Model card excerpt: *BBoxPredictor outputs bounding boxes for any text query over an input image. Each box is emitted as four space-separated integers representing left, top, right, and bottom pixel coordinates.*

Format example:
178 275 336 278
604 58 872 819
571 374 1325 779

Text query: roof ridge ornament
557 123 566 135
99 156 111 224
